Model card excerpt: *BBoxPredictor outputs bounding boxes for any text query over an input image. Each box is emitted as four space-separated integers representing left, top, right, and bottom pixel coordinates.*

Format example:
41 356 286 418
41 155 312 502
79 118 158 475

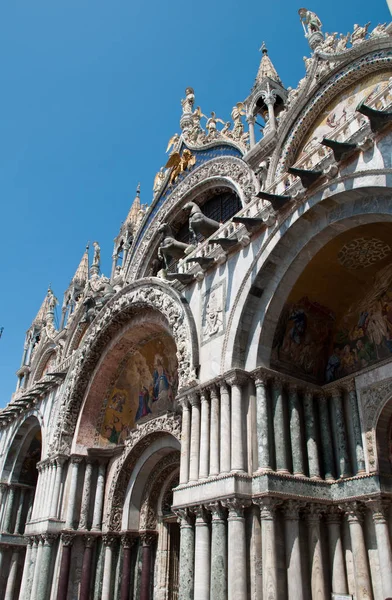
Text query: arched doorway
0 416 42 599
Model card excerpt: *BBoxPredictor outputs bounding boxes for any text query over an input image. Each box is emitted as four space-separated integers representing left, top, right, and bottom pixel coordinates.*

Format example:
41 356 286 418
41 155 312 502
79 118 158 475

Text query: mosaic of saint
98 333 178 445
297 71 392 162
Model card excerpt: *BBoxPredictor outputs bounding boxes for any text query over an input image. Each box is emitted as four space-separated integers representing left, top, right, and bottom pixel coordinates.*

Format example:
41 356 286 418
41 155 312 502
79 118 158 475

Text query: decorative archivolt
269 44 392 182
126 156 259 282
139 451 179 530
30 343 57 383
49 281 198 455
104 415 181 531
359 377 392 472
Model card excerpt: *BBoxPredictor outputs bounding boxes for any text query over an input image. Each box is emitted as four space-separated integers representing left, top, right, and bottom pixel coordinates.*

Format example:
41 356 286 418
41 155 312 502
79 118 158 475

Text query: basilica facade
1 10 392 600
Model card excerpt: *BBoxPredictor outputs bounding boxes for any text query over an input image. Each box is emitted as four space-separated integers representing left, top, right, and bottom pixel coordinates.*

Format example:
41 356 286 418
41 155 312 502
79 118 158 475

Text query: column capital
367 498 390 523
344 379 356 393
341 501 364 523
199 391 209 404
219 380 229 394
254 497 280 519
121 533 136 549
305 503 325 523
303 387 314 399
272 376 284 392
222 497 251 518
225 369 249 387
206 501 227 522
329 386 343 399
55 455 68 467
288 382 298 394
173 507 194 527
84 535 97 548
26 536 35 547
206 384 219 399
42 533 58 546
283 500 301 520
246 115 256 125
326 505 344 524
178 397 190 411
102 533 117 547
71 455 84 465
193 505 210 523
188 393 200 408
61 533 75 547
0 482 7 492
252 368 270 385
140 531 157 546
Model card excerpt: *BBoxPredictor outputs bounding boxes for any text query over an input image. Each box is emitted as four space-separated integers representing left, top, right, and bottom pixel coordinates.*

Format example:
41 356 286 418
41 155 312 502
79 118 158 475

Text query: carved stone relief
201 280 226 345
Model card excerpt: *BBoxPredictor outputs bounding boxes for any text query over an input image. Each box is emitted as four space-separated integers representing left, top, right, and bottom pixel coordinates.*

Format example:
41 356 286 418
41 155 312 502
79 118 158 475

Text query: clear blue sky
0 0 390 407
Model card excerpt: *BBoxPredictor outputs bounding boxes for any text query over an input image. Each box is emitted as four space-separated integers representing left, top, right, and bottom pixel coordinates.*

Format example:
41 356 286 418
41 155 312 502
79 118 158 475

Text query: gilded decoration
97 333 178 446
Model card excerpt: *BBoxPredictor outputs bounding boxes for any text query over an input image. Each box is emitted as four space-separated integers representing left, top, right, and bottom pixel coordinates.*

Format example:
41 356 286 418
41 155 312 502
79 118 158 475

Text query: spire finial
260 41 268 54
136 182 141 196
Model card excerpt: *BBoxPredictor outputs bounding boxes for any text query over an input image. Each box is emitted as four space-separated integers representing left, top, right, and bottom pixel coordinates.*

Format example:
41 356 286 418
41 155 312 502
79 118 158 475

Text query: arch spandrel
51 279 198 456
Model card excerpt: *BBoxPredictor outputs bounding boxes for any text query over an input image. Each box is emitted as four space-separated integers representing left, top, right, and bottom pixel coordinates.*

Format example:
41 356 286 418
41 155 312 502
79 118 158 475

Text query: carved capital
193 505 210 523
102 534 117 547
254 497 280 519
61 533 75 547
42 533 58 546
178 397 190 411
71 455 84 465
326 506 344 524
341 501 364 523
305 503 325 523
188 393 200 408
173 508 193 527
206 501 227 522
367 498 390 524
121 533 136 549
140 531 157 547
272 377 284 393
56 456 68 468
344 379 356 394
253 368 269 386
223 497 251 518
199 392 209 405
219 380 229 394
225 370 249 388
329 386 343 399
84 535 97 549
283 500 301 520
207 384 219 400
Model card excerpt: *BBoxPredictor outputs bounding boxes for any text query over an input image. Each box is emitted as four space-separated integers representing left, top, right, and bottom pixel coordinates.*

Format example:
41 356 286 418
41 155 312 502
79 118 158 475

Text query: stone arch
223 187 392 374
359 377 392 473
63 309 89 357
53 279 198 454
267 43 392 184
104 421 181 531
31 345 57 382
126 156 259 282
1 415 42 483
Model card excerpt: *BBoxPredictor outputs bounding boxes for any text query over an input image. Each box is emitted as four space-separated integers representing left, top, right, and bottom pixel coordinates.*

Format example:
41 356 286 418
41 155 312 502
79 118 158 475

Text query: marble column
272 378 289 473
318 394 335 481
247 116 256 147
369 500 392 598
228 374 247 472
120 534 135 600
209 386 220 476
257 498 278 600
224 498 249 600
92 462 106 531
255 374 272 471
14 486 25 533
30 536 44 600
19 536 34 599
331 388 351 478
220 382 231 473
179 399 191 485
326 508 348 595
346 381 365 473
208 502 227 600
80 535 96 600
101 534 116 600
140 532 156 600
189 394 201 482
37 534 57 600
50 456 66 518
4 549 19 600
31 466 42 520
284 501 304 600
177 509 195 600
3 485 15 532
27 537 39 599
65 456 83 529
45 461 56 518
345 503 373 600
288 384 305 476
194 506 211 600
199 393 210 479
303 389 321 479
307 504 328 600
57 533 75 600
79 459 94 530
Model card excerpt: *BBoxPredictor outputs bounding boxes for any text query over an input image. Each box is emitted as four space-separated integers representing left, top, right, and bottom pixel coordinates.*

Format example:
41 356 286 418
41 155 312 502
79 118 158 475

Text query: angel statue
335 32 350 53
188 106 207 144
153 167 166 196
181 87 195 115
351 22 371 45
92 241 101 268
221 121 232 138
298 8 322 35
166 133 180 154
231 102 246 141
165 149 196 185
205 112 226 139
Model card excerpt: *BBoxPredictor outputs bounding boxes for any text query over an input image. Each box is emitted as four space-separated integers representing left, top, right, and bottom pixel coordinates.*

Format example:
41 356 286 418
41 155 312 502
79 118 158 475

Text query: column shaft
318 395 335 480
347 385 365 473
371 502 392 598
194 508 210 600
255 377 271 471
327 511 348 595
30 538 43 600
4 550 19 600
346 507 373 600
189 397 201 482
210 504 227 600
178 512 195 600
80 537 96 600
230 381 245 472
272 379 288 472
226 500 248 600
209 388 220 476
19 538 34 600
50 458 65 518
307 507 328 600
101 537 115 600
259 500 278 600
199 394 210 479
92 463 106 531
120 537 133 600
288 385 305 476
3 485 15 532
332 390 351 478
220 383 231 473
303 390 321 479
284 503 304 600
37 535 57 600
179 401 191 484
79 460 94 530
65 458 81 529
14 487 26 533
57 536 74 600
140 535 155 600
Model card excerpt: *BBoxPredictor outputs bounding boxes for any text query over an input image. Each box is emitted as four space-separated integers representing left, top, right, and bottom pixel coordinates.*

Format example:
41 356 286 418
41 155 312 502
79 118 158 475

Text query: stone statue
221 121 232 138
335 32 350 53
92 241 101 268
157 223 193 270
165 149 196 185
370 23 388 38
187 107 207 144
206 112 225 139
81 275 115 323
351 22 371 45
181 87 195 115
153 167 166 196
299 8 322 35
182 201 221 245
231 103 246 141
320 32 338 52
